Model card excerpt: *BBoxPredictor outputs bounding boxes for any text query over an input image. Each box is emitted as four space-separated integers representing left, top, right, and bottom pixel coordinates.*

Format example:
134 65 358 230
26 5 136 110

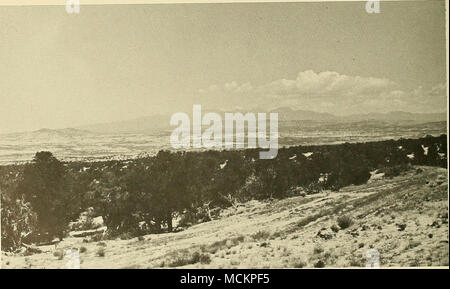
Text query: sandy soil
1 166 448 269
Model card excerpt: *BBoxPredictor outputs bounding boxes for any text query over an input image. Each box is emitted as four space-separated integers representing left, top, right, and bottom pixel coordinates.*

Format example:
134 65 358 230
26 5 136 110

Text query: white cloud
197 70 447 114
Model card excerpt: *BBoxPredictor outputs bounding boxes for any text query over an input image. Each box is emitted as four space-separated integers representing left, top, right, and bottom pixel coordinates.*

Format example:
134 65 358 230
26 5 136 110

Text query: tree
149 151 193 232
18 152 70 241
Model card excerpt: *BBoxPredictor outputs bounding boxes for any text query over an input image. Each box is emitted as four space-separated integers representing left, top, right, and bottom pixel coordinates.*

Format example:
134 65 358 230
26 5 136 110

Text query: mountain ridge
1 110 446 135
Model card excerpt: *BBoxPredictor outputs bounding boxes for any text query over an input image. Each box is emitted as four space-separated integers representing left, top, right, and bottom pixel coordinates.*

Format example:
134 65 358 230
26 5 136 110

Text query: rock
430 221 441 228
317 228 335 240
361 224 369 231
92 216 104 227
330 224 340 233
348 229 359 237
396 223 407 231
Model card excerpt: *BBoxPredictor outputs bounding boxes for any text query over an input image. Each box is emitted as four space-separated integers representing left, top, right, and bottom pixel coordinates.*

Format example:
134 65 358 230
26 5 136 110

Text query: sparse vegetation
53 249 64 260
251 230 271 241
313 245 324 254
207 235 245 254
337 215 353 229
96 247 105 257
291 258 307 268
330 224 340 233
314 260 325 268
168 251 212 267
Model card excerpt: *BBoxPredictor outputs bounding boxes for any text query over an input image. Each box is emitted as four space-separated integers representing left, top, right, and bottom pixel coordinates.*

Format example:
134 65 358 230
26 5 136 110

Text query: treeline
1 135 447 251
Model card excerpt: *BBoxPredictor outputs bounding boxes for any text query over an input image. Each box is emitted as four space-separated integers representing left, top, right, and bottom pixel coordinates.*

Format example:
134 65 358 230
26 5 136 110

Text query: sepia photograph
0 0 448 273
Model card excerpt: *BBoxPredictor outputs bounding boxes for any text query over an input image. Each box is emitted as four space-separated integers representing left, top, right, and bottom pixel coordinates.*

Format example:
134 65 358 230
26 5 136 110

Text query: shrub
119 232 135 240
251 230 271 241
79 246 87 253
168 251 211 267
168 257 191 267
192 251 212 264
337 215 353 229
314 260 325 268
207 235 245 253
330 224 340 233
53 249 64 260
291 258 307 268
96 247 105 257
313 245 324 254
260 242 269 248
349 258 364 267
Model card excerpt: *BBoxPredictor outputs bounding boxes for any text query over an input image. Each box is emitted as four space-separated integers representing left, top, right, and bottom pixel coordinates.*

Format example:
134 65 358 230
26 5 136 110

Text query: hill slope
1 166 448 268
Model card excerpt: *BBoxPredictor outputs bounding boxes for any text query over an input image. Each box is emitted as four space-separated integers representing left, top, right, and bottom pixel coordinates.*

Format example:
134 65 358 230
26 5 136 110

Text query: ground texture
1 166 448 269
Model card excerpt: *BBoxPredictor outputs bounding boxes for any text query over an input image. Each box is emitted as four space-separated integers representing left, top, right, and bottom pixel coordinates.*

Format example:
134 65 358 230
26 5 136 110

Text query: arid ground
2 166 448 269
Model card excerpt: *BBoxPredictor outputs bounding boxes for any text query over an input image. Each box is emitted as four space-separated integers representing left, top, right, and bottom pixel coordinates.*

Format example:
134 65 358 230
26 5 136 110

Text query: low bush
337 215 353 229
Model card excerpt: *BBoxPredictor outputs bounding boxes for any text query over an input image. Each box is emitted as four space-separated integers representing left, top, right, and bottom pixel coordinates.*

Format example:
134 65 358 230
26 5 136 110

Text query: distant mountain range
1 109 446 136
77 108 446 134
76 114 169 134
2 128 95 139
270 107 446 123
270 107 336 121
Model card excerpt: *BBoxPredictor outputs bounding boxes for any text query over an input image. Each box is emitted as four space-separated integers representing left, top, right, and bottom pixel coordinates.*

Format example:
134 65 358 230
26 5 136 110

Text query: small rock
317 228 334 240
330 224 340 233
348 229 359 237
430 221 441 228
396 223 407 231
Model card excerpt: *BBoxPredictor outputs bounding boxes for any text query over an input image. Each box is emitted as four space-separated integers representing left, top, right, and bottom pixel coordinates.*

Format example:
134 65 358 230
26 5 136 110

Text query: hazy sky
0 1 447 133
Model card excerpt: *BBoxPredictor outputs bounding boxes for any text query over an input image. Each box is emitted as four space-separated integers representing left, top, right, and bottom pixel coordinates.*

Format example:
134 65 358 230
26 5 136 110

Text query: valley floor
2 166 448 268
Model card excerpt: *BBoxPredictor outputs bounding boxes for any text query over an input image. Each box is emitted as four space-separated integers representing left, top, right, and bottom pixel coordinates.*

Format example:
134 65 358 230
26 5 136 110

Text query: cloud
197 70 447 114
261 70 395 98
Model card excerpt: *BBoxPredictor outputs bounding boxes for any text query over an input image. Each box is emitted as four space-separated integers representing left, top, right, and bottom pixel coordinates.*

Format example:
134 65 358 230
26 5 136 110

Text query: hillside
2 166 448 269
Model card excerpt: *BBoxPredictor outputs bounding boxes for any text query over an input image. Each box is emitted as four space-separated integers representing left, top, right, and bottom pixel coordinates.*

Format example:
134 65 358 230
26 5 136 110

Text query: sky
0 1 447 133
